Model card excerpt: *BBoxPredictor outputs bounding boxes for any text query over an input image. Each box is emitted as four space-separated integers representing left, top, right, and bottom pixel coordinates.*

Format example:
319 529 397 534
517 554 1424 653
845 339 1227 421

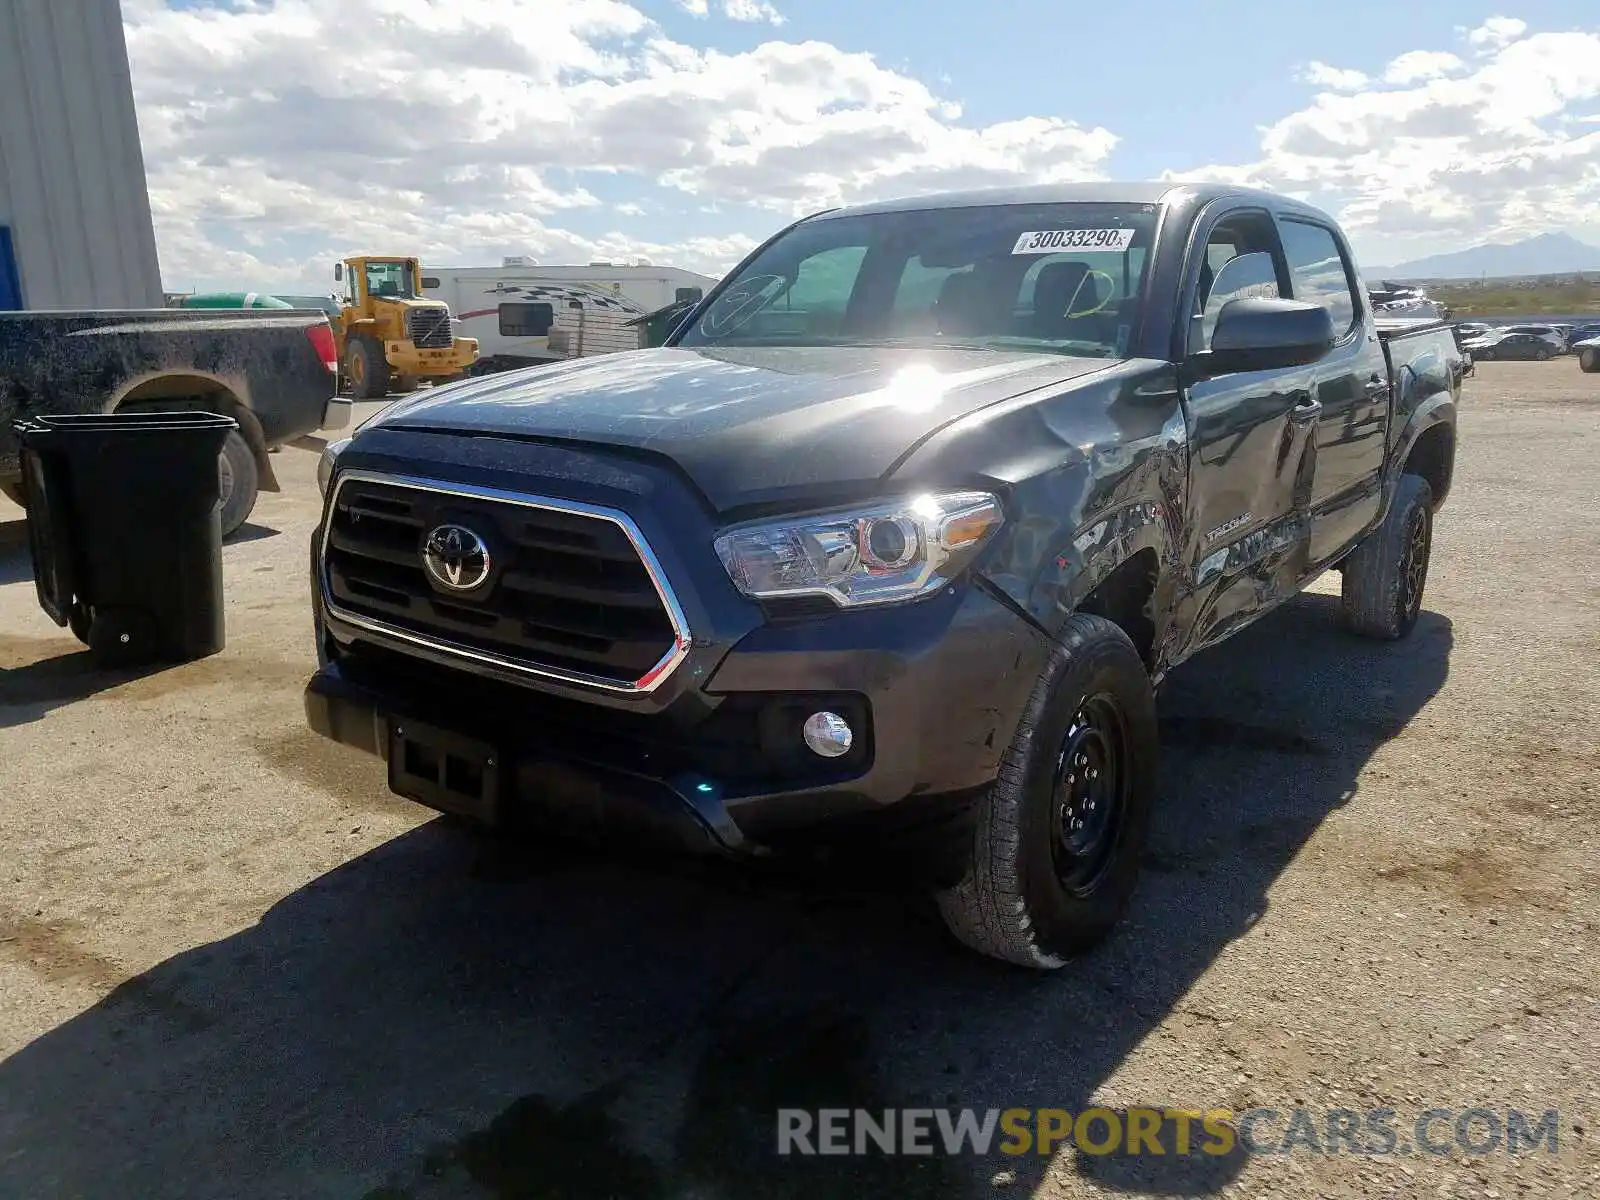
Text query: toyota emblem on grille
422 524 491 591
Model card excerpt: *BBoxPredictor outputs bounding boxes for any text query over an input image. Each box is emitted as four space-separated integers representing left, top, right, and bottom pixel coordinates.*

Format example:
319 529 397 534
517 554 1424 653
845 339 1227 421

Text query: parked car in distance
1500 324 1568 352
306 181 1463 968
1465 331 1560 362
0 308 344 534
1453 321 1491 340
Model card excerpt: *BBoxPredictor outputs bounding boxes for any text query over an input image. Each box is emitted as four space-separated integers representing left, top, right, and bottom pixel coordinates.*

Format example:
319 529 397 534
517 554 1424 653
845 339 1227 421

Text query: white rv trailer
422 259 719 374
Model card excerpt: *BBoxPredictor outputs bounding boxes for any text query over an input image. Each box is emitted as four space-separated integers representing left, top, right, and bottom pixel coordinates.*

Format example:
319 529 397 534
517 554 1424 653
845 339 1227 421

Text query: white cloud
1383 50 1464 85
1465 16 1527 50
124 3 1600 291
1302 62 1369 91
676 0 708 15
125 0 1112 291
721 0 784 22
1169 27 1600 262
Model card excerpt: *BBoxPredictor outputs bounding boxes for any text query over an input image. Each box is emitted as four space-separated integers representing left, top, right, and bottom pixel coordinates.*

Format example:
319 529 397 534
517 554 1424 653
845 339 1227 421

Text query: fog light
802 711 854 758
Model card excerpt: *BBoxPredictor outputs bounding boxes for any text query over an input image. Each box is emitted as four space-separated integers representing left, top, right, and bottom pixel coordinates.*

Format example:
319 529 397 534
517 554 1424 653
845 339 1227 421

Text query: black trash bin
14 410 239 666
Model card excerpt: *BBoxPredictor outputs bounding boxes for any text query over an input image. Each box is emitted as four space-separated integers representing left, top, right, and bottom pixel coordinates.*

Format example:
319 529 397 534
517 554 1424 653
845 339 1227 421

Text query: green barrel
176 292 295 309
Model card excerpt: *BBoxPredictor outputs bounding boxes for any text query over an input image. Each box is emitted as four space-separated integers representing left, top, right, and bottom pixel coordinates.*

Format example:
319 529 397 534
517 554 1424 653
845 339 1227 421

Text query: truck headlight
713 490 1004 609
316 437 351 498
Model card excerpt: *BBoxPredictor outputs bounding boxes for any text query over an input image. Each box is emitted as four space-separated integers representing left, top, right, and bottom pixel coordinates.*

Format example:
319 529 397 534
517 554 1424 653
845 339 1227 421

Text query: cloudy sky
123 0 1600 293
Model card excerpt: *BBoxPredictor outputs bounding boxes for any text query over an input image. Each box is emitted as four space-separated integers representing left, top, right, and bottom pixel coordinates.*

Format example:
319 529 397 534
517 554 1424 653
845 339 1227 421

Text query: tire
0 480 24 508
935 613 1159 969
217 428 259 538
392 374 419 394
1580 348 1600 374
346 335 388 400
1339 473 1433 641
1476 349 1495 361
1534 347 1550 361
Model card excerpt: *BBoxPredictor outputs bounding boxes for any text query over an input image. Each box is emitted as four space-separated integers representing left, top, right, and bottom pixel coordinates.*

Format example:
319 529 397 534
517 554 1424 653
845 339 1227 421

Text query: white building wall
0 0 163 309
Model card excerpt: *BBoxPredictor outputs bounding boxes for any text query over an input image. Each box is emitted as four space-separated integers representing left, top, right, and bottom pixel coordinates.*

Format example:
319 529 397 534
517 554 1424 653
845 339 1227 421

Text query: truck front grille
405 306 453 349
320 472 688 692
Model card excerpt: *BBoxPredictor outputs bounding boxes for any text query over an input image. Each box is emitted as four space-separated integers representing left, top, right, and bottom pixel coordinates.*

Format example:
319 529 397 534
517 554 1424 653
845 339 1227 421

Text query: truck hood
366 345 1115 511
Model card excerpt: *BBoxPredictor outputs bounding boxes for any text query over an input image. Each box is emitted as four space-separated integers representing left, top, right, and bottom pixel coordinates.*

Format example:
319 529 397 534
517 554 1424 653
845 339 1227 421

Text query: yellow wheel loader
332 257 478 399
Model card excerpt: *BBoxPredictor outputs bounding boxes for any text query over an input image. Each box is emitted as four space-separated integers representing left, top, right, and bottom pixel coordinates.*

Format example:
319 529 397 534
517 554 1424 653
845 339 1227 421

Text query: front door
1179 209 1320 654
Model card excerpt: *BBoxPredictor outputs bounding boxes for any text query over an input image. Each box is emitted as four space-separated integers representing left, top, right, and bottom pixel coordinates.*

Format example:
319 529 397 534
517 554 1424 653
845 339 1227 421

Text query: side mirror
1192 297 1335 377
333 262 343 282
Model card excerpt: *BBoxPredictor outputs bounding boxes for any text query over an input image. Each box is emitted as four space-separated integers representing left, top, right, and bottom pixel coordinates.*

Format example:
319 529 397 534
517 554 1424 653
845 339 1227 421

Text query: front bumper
308 577 1047 861
304 431 1049 865
383 338 479 377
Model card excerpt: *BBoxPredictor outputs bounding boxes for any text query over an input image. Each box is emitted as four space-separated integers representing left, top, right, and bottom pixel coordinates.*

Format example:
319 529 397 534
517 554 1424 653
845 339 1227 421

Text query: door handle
1364 374 1389 399
1290 391 1321 420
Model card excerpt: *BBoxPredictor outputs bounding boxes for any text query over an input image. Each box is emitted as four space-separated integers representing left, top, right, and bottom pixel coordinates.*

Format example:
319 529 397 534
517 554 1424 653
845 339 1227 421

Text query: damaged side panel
891 360 1191 668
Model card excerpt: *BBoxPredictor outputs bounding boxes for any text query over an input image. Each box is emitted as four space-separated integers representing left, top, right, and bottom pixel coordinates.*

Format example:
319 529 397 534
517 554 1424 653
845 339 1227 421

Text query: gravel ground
0 362 1595 1200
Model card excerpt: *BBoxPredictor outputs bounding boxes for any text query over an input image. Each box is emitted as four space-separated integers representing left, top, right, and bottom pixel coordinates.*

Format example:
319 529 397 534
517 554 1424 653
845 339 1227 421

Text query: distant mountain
1369 232 1600 281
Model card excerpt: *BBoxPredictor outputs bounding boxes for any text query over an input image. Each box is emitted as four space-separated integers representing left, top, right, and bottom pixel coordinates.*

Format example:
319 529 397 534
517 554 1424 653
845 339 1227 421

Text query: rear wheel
217 428 259 538
346 335 387 400
1476 348 1495 361
1580 348 1600 373
936 613 1158 969
393 373 419 394
1339 473 1433 641
1534 347 1551 361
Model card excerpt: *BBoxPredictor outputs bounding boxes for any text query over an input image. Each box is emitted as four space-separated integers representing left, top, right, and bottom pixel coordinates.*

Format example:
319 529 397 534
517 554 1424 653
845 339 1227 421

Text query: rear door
1178 206 1320 652
1276 217 1389 562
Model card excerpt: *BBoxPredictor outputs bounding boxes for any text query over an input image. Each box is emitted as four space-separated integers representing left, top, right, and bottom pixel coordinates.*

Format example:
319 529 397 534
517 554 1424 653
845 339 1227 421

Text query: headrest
935 272 982 331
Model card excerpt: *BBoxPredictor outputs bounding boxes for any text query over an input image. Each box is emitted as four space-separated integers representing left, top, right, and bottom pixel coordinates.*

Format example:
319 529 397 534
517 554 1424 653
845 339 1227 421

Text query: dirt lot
0 362 1596 1199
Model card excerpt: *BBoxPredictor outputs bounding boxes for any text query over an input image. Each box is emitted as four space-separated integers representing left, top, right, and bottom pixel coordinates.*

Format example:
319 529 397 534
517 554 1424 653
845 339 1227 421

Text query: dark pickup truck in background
1 307 344 535
306 181 1463 968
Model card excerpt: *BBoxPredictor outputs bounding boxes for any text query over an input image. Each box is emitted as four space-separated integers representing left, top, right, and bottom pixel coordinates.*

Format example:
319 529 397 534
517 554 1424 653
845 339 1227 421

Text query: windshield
363 260 417 300
677 201 1159 359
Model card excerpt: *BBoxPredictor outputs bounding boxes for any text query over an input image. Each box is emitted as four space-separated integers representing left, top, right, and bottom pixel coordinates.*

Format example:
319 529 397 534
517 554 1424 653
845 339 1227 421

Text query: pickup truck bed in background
0 308 342 534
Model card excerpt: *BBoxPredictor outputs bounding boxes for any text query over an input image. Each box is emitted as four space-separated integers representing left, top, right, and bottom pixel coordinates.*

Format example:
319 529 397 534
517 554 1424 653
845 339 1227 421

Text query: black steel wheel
1050 694 1131 897
936 613 1159 969
1340 472 1434 640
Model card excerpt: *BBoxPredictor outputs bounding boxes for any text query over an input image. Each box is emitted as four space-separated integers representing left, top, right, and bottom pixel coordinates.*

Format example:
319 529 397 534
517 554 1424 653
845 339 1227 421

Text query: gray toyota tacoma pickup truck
305 182 1464 968
1 307 345 535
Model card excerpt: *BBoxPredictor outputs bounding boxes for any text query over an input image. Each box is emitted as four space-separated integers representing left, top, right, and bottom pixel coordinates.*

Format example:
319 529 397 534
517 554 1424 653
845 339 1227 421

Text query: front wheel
936 613 1159 969
346 335 388 400
1534 347 1551 361
1339 473 1433 640
1580 348 1600 374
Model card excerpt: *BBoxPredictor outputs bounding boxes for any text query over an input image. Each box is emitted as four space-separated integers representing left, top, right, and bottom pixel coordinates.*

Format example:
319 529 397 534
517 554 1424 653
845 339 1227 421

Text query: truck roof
813 180 1336 224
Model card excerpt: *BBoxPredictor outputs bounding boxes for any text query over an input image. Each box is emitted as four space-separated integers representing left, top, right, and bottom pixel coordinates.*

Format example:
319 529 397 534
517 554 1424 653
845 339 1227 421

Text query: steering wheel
1065 269 1117 319
700 273 790 338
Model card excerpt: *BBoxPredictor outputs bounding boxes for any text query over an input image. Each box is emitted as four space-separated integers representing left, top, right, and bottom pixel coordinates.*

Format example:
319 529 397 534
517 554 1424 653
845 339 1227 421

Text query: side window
1190 213 1288 352
1280 219 1358 339
499 302 554 337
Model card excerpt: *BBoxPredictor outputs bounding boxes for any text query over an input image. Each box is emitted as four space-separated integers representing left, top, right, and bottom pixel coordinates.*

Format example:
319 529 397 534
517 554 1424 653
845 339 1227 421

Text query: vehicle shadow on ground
0 594 1452 1199
224 521 280 546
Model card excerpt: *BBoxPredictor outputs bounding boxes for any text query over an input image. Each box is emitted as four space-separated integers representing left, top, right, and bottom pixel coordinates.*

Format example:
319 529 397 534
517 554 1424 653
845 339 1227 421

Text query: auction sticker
1011 229 1134 254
